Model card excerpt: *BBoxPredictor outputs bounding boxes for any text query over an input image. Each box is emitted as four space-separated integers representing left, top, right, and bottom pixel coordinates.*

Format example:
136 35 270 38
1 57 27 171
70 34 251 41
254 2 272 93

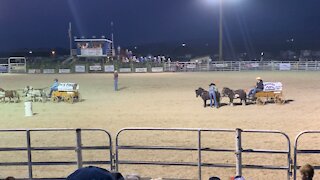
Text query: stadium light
51 50 56 55
219 0 223 61
205 0 240 61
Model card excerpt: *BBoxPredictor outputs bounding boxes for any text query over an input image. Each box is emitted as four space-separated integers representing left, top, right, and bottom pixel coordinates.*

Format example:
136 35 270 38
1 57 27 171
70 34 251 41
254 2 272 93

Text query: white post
24 101 33 117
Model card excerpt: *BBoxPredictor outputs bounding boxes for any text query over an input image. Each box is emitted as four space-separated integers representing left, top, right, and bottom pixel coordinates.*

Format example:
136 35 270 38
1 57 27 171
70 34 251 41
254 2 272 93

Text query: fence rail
293 131 320 180
2 128 320 179
115 128 291 180
2 60 320 74
164 61 320 72
0 128 113 180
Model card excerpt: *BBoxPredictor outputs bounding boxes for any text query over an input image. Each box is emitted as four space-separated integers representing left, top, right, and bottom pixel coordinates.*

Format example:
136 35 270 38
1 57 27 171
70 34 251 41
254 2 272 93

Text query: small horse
195 87 220 108
221 87 247 106
23 86 47 102
0 89 20 103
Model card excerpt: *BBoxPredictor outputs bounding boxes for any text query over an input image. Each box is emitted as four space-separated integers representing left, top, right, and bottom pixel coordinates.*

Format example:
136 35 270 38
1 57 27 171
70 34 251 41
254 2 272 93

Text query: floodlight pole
69 22 72 57
219 0 223 61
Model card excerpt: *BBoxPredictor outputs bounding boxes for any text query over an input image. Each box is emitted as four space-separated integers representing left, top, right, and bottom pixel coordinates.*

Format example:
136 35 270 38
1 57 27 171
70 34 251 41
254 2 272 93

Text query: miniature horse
221 87 246 106
195 87 220 108
0 88 20 103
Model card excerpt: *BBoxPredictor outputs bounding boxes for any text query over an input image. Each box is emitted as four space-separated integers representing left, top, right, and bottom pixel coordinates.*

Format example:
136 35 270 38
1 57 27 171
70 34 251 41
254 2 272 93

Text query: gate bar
198 130 202 180
236 128 242 177
26 130 33 179
76 128 83 169
293 130 320 180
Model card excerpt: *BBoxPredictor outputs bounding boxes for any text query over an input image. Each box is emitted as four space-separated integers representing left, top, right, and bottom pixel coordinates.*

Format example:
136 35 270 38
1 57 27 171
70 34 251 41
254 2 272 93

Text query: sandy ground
0 72 320 179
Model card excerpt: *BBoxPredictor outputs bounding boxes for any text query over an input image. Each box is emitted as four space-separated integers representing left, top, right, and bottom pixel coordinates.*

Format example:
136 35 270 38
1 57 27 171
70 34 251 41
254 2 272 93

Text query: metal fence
0 128 113 180
2 60 320 73
163 61 320 72
115 128 291 180
2 128 320 179
293 131 320 180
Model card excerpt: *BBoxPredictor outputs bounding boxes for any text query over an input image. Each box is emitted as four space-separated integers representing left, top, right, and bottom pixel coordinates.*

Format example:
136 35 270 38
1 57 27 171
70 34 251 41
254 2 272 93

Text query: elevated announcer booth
74 37 114 73
75 38 113 58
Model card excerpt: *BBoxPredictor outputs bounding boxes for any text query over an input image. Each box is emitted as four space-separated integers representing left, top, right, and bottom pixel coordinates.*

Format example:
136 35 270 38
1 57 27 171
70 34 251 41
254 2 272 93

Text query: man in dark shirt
248 77 264 98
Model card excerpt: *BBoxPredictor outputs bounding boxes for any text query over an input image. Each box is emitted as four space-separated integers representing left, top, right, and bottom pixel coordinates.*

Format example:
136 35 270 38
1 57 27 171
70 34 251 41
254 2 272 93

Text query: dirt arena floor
1 72 320 179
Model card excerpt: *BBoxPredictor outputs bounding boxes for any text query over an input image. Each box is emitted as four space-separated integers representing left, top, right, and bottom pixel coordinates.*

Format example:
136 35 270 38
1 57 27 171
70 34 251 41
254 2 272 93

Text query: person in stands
300 164 314 180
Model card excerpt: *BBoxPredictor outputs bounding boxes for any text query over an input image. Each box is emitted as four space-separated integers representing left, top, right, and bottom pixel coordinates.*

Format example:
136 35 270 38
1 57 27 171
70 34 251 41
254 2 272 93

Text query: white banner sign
120 68 131 73
186 64 196 69
151 67 164 72
279 63 291 71
104 65 115 72
58 83 78 91
59 69 71 74
135 68 147 73
89 65 102 71
28 69 41 74
43 69 55 74
75 65 86 73
81 48 103 56
263 82 283 92
250 63 259 68
215 64 228 68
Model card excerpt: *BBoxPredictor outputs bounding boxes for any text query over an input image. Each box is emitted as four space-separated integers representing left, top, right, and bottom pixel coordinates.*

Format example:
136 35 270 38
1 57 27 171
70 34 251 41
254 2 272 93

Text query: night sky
1 0 320 54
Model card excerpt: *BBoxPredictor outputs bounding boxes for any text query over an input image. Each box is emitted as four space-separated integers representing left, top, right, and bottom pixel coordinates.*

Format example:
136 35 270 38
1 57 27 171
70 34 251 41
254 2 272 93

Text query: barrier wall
4 60 320 74
3 127 320 179
0 128 113 179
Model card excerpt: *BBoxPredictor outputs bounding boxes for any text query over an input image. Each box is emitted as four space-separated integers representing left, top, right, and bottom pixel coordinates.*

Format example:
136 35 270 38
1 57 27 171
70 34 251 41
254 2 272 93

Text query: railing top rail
0 128 110 133
294 130 320 149
116 127 290 135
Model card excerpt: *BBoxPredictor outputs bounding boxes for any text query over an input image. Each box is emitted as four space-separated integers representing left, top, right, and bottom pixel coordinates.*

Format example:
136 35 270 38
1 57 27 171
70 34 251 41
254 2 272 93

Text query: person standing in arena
208 83 218 108
114 70 118 91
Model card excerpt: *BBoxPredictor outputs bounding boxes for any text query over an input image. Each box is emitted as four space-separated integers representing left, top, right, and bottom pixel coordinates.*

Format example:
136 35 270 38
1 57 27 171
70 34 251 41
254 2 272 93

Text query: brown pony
195 87 221 107
0 89 20 103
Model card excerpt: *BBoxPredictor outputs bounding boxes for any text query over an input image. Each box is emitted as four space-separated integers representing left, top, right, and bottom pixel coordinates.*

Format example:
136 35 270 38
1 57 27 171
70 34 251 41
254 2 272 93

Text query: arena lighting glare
205 0 240 61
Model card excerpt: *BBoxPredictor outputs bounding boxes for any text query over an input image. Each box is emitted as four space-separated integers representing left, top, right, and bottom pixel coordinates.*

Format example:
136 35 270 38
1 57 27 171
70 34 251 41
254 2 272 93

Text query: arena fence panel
163 61 320 72
0 128 113 180
293 131 320 180
115 128 292 180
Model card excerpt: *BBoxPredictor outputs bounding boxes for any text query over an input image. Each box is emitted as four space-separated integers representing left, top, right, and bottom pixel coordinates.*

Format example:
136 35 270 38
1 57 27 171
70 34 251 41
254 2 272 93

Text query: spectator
300 164 314 180
67 166 124 180
5 177 16 180
208 176 220 180
114 70 119 91
233 176 245 180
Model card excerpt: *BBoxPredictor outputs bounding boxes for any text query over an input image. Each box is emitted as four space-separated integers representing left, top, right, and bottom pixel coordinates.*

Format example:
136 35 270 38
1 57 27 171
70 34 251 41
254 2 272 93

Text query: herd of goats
0 86 47 103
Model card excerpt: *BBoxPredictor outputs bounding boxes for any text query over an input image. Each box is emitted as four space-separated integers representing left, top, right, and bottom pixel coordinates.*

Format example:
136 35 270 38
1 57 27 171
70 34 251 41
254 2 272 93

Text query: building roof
75 38 112 43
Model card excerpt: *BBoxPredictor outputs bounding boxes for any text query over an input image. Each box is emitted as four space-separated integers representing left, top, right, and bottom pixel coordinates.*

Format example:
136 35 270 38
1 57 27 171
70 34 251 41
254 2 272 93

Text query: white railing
164 61 320 72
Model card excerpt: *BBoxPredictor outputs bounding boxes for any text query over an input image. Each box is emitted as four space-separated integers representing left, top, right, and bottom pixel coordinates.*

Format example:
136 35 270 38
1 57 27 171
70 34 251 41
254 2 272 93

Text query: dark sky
1 0 320 53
